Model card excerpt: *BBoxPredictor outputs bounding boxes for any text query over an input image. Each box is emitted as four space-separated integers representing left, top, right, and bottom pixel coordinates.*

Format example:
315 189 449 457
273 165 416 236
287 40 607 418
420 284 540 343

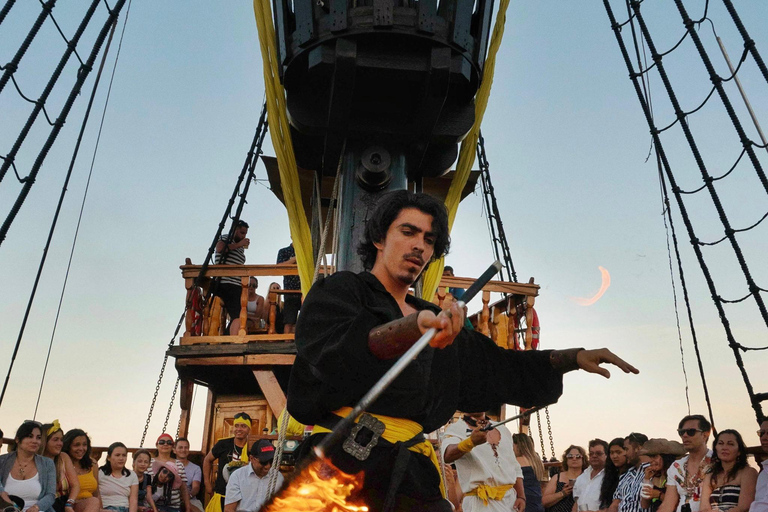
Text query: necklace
17 459 31 479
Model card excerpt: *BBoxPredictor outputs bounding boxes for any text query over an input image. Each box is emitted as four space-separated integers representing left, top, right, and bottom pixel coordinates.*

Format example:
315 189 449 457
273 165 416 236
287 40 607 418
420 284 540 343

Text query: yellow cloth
277 408 306 437
466 483 515 506
76 471 97 500
205 492 224 512
456 437 475 453
47 419 61 437
252 0 314 296
239 440 248 463
421 0 512 301
312 406 445 498
232 417 251 428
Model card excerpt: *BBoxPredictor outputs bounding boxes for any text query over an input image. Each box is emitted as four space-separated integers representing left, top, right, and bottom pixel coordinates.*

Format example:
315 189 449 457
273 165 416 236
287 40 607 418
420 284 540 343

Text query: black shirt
210 437 246 495
287 271 564 433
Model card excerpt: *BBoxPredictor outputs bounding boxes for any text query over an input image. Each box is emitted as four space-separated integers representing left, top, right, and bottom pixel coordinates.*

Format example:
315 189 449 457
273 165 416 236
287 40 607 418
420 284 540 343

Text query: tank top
77 470 98 499
548 479 576 512
5 473 42 510
709 484 741 512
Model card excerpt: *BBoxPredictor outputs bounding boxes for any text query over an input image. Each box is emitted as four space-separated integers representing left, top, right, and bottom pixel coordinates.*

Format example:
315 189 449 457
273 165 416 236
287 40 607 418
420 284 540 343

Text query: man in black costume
287 190 637 512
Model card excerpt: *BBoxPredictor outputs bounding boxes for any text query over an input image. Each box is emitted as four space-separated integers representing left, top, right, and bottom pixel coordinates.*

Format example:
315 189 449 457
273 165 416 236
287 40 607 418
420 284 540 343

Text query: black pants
293 433 451 512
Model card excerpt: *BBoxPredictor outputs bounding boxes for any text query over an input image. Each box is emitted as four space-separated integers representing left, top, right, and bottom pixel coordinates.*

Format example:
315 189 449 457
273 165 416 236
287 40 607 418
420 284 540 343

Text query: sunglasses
157 440 174 445
758 430 767 437
566 454 582 459
678 428 703 437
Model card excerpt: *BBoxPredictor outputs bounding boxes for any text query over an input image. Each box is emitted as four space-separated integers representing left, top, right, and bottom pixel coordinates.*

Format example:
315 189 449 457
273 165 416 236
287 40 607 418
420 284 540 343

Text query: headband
233 417 251 428
47 420 61 437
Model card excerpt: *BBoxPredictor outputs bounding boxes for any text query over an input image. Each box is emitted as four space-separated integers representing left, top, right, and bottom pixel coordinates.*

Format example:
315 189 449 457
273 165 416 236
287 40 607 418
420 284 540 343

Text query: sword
315 260 503 458
479 405 546 431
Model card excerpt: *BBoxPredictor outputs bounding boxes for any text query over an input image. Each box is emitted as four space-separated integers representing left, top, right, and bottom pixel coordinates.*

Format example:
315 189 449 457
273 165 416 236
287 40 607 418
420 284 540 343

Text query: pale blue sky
1 1 767 457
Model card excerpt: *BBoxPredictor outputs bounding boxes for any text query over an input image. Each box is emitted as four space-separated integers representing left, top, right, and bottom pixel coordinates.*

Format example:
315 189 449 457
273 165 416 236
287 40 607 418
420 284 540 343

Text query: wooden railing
180 261 539 348
180 261 311 345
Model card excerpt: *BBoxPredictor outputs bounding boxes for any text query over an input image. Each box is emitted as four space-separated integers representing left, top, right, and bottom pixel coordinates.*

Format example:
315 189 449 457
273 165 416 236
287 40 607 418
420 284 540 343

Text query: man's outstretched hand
576 348 639 378
418 302 465 349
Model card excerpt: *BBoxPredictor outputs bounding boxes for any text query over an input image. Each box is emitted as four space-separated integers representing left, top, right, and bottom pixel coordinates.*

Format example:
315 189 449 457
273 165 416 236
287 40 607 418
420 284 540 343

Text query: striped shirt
216 236 246 286
614 464 650 512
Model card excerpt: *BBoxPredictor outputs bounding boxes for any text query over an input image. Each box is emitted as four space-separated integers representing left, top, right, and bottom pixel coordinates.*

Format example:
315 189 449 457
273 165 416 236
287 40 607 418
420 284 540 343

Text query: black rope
0 0 56 96
32 17 119 418
606 0 763 423
0 0 100 186
0 0 17 27
42 0 85 66
679 148 746 194
697 211 768 246
477 132 517 283
719 0 768 86
673 0 768 197
0 0 112 246
140 101 269 445
633 1 768 332
0 0 125 410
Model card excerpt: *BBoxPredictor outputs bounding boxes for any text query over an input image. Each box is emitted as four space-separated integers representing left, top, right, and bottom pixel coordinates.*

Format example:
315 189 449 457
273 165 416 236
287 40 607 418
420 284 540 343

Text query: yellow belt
466 483 515 505
313 406 446 498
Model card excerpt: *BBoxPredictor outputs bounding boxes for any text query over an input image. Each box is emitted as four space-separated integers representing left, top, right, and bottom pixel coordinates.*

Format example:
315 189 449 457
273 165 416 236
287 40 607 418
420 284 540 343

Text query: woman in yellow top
62 430 100 512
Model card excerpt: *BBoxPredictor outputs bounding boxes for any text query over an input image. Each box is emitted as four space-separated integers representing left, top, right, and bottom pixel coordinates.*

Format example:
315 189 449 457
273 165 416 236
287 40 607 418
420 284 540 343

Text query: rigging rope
252 0 314 296
0 0 117 245
422 0 512 300
140 103 269 446
719 0 768 86
477 132 517 283
604 0 764 422
0 0 100 187
32 13 121 418
0 0 17 27
0 0 55 96
0 0 126 410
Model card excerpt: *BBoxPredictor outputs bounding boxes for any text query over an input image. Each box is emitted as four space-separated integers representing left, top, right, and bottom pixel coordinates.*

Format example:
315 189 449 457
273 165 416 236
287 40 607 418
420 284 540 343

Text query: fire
261 458 369 512
572 266 611 306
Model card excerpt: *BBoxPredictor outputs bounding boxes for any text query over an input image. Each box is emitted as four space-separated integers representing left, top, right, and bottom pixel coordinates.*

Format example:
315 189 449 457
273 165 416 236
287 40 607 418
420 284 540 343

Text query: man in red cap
223 440 283 512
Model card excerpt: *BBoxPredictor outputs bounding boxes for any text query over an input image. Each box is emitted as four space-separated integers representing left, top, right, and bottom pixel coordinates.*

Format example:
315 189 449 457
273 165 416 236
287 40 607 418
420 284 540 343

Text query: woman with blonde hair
513 433 547 512
38 422 80 512
542 445 587 512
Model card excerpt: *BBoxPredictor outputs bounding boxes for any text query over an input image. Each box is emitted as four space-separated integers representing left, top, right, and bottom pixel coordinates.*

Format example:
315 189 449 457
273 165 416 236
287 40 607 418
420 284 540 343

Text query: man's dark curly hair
357 190 450 271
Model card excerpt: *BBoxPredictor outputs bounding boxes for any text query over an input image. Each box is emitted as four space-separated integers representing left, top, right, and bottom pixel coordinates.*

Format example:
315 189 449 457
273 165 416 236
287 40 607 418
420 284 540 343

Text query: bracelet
457 437 475 453
518 497 527 501
66 500 75 505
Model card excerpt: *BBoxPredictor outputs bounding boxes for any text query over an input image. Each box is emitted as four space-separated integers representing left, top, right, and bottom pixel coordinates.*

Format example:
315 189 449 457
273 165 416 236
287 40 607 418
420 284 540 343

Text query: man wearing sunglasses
657 415 712 512
750 417 768 512
223 440 283 512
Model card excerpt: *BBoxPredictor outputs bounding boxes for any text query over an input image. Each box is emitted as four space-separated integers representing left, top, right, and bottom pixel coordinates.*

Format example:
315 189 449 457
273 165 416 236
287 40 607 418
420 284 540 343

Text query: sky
1 0 767 461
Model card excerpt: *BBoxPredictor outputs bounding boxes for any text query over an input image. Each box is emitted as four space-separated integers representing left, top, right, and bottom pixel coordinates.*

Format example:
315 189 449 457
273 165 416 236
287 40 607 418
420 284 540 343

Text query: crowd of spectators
1 414 766 512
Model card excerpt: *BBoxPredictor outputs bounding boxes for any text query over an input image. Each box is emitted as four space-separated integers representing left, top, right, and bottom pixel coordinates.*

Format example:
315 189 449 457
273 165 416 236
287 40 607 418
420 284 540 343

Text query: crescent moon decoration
572 266 611 306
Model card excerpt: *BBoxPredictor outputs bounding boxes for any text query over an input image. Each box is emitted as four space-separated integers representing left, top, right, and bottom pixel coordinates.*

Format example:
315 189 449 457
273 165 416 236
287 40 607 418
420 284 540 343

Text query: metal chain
545 407 556 459
162 377 180 434
140 352 171 446
536 410 546 459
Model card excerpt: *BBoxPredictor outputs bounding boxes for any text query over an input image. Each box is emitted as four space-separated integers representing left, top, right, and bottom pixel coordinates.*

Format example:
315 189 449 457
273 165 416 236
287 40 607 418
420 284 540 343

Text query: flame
261 458 368 512
571 266 611 306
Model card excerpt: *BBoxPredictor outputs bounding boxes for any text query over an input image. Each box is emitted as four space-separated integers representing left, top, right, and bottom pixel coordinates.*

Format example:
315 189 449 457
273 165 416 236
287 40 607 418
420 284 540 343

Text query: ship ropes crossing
0 0 767 511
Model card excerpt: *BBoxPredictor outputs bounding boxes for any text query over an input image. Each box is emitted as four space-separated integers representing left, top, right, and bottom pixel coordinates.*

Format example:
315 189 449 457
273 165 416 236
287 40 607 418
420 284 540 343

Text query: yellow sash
312 406 446 498
466 483 514 505
204 492 224 512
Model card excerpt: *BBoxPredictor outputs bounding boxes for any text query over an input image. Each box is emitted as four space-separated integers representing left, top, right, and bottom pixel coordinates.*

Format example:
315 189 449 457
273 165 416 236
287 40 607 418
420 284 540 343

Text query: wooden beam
180 264 299 278
253 370 287 417
176 354 296 366
180 333 295 346
438 276 539 296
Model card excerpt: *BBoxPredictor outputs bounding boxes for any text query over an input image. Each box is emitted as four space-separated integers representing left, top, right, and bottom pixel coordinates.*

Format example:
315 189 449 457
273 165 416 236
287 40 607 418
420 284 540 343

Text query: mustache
404 252 425 265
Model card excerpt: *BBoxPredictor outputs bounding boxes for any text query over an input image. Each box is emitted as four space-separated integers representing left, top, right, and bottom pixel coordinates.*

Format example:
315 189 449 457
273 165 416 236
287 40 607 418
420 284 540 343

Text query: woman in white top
245 277 268 332
98 443 137 512
0 421 57 512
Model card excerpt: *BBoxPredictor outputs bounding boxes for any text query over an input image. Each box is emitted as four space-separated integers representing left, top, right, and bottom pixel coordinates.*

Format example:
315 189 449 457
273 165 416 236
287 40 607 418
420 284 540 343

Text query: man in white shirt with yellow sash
444 412 526 512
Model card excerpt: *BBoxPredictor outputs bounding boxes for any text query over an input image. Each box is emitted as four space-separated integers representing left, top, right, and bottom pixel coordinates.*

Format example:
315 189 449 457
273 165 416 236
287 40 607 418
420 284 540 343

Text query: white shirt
666 450 713 512
100 471 139 508
4 473 41 511
224 463 284 512
749 458 768 512
573 467 605 511
443 419 522 512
